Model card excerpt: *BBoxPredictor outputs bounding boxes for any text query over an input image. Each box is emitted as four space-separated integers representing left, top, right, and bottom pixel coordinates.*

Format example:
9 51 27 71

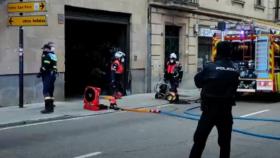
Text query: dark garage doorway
65 6 130 98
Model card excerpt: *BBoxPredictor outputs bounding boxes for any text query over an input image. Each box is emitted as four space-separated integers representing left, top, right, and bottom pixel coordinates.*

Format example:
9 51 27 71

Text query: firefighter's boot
52 101 56 107
174 94 179 103
50 99 55 112
41 99 53 114
50 99 56 109
51 97 56 107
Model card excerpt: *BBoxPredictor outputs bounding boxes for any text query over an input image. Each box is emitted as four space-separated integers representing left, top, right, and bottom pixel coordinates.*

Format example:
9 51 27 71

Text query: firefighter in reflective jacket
164 53 183 102
37 42 57 114
189 41 239 158
111 51 125 100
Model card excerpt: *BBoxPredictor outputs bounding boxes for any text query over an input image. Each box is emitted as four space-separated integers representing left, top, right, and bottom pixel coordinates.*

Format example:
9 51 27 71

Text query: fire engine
211 24 280 94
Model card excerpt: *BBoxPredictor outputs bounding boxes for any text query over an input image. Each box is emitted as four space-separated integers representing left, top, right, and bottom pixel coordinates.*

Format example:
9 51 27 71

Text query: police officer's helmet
47 42 55 52
47 41 54 47
216 41 232 60
41 44 51 50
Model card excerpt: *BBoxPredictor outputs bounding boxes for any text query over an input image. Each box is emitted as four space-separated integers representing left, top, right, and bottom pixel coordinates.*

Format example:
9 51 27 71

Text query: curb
0 110 115 129
0 102 171 129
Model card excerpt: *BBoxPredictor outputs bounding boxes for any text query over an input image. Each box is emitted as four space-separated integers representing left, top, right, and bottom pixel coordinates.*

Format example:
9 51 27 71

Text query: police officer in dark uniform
189 41 239 158
37 42 57 114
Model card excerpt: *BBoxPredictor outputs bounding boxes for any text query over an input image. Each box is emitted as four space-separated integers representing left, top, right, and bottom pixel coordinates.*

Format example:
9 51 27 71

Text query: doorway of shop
65 6 130 98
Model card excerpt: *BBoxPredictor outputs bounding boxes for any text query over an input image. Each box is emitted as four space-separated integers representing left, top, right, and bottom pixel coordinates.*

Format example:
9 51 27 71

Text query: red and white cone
109 97 117 109
150 109 161 113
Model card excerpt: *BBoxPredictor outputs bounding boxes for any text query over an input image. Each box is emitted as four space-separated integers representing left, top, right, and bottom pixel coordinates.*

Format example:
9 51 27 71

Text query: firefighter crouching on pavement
189 41 239 158
37 42 58 114
164 53 183 102
110 51 125 108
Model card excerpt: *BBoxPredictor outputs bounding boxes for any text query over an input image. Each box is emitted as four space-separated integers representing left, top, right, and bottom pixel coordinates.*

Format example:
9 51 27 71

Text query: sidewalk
0 90 200 128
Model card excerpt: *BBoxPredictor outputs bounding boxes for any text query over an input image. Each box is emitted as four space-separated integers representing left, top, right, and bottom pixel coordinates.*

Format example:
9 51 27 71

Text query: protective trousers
169 78 179 93
42 71 56 98
189 106 233 158
111 72 124 96
41 71 56 113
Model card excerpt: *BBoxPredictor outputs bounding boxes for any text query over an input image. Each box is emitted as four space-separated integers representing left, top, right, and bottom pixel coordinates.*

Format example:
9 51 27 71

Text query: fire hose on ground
112 105 280 141
162 106 280 141
83 87 280 141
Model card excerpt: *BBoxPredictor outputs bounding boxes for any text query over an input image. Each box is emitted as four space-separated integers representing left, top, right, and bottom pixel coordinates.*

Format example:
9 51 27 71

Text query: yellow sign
8 16 47 26
8 1 47 13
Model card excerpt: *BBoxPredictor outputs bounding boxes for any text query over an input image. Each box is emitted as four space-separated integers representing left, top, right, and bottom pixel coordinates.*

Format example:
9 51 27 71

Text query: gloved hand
36 73 42 78
173 72 179 78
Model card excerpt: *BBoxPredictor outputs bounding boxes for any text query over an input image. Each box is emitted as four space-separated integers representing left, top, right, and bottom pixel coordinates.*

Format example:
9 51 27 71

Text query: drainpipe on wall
147 3 152 92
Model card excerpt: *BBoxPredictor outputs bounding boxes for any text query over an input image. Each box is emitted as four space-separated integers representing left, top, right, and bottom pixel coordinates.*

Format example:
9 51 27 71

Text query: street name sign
8 15 47 26
7 1 48 107
8 1 47 13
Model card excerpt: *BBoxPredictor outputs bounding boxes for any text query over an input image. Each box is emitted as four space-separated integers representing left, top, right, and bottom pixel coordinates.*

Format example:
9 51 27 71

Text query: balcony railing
151 0 199 8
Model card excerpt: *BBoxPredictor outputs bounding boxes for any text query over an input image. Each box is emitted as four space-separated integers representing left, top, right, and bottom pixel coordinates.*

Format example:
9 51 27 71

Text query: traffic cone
150 109 161 113
109 97 117 109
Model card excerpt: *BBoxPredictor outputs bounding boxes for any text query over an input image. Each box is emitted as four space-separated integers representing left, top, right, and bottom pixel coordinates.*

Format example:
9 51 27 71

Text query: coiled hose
160 106 280 141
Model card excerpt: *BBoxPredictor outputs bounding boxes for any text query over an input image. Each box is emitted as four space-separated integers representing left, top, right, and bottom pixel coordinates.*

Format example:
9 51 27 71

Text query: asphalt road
0 100 280 158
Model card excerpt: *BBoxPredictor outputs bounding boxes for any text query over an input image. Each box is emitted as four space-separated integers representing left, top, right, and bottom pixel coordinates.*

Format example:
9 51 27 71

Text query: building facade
149 0 280 89
0 0 280 106
0 0 148 106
